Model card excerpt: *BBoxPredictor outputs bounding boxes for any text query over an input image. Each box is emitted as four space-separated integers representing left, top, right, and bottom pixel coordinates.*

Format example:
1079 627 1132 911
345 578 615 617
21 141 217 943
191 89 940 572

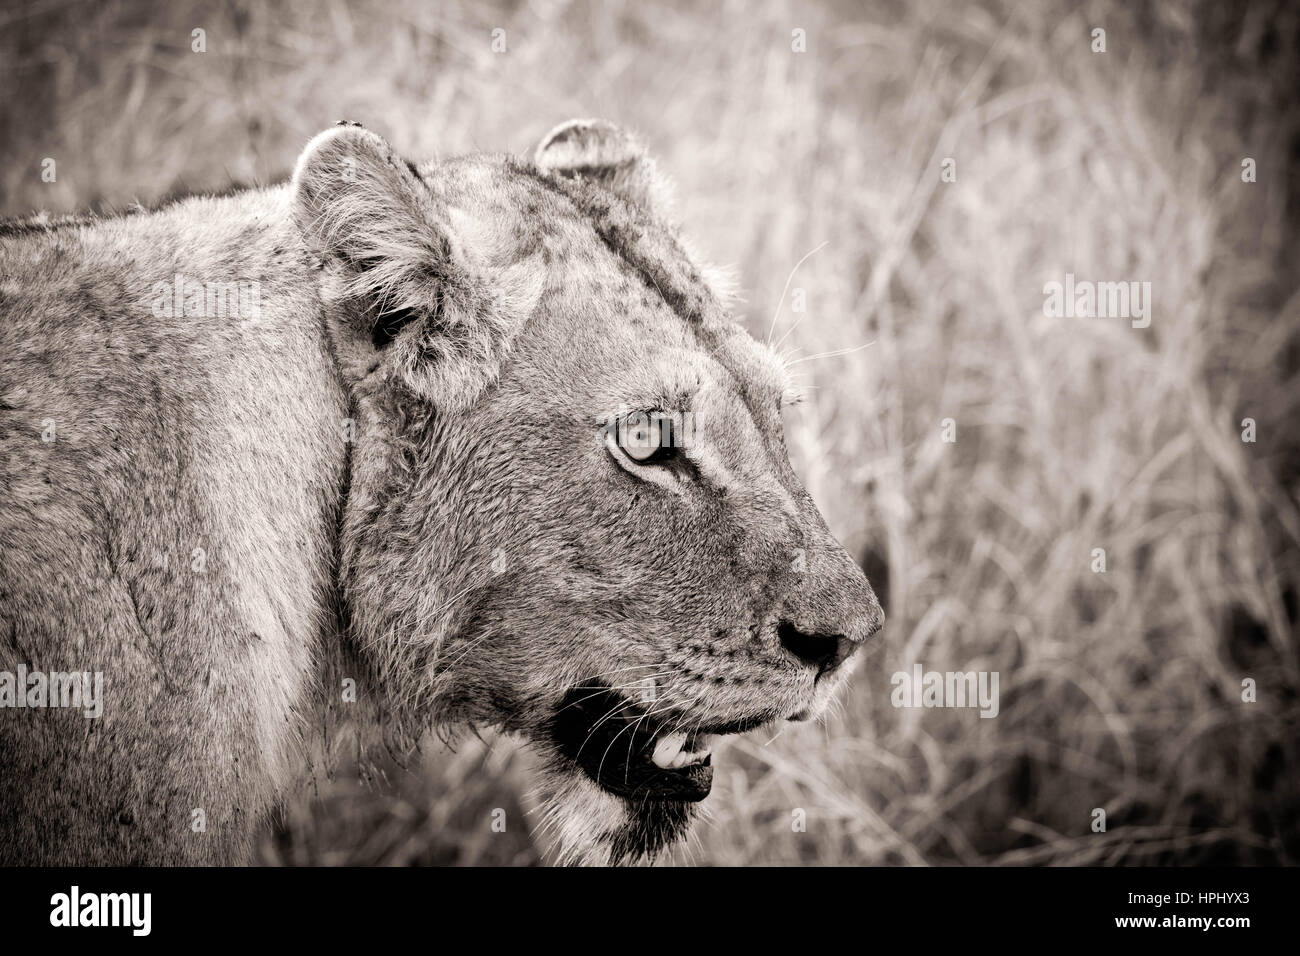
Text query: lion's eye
614 412 676 465
620 413 664 462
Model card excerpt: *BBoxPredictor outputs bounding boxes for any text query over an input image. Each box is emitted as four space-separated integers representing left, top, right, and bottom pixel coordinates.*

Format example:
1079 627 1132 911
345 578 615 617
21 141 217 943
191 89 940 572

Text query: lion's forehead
431 156 792 410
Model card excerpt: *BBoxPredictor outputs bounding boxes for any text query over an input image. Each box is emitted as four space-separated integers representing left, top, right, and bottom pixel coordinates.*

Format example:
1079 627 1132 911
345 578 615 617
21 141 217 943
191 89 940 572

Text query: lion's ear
533 119 671 213
291 124 521 410
291 123 454 350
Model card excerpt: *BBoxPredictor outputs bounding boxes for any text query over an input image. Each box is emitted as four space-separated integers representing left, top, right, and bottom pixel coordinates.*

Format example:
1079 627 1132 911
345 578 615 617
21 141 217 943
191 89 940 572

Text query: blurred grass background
3 0 1298 865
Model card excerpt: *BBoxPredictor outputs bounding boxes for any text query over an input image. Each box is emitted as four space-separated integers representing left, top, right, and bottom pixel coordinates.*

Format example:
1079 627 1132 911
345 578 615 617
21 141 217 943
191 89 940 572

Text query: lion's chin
532 769 699 866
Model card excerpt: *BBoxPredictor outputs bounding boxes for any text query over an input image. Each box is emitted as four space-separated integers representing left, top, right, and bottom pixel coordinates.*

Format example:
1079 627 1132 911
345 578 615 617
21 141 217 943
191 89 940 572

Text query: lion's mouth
549 682 771 802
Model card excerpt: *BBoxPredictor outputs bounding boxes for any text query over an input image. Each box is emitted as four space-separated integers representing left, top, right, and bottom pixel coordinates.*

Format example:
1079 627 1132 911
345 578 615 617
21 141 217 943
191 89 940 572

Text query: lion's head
291 119 883 863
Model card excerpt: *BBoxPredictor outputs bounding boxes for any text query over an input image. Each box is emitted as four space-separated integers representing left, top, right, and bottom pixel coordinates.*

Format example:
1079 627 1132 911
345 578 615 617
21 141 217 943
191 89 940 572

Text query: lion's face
293 120 882 863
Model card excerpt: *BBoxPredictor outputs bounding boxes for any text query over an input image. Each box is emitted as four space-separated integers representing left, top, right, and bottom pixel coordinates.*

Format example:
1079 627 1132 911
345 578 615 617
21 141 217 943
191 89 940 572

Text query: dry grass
3 0 1297 865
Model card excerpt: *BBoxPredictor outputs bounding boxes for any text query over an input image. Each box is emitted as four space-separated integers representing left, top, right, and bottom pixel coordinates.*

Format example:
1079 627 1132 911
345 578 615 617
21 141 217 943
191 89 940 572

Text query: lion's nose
777 620 860 676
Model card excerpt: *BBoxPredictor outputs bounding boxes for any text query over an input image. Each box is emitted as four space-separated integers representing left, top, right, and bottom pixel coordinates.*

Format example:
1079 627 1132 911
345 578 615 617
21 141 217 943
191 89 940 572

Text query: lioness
0 120 883 865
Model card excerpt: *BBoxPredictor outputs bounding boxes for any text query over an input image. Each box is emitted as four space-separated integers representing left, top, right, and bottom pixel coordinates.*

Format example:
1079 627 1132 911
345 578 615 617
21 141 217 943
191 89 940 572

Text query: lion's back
0 190 346 864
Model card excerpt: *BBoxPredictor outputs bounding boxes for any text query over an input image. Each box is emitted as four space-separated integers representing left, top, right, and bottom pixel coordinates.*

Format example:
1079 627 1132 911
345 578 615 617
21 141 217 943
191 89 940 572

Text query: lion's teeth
652 732 688 768
652 731 718 769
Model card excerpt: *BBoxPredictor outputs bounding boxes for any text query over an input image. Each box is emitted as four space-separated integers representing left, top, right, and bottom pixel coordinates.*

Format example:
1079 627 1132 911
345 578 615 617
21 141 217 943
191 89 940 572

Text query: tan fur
0 120 881 865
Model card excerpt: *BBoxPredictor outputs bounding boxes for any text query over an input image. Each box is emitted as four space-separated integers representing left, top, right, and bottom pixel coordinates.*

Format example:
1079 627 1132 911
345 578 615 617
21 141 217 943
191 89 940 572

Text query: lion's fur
0 120 881 865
